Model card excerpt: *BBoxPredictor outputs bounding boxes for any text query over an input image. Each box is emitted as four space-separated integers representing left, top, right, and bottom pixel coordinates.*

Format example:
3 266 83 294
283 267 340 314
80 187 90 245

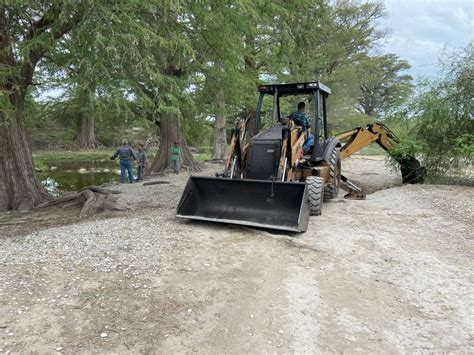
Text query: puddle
37 159 122 194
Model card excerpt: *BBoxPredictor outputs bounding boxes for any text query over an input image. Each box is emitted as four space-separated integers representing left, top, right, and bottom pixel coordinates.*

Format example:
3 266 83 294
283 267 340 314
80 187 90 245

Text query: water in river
37 159 123 195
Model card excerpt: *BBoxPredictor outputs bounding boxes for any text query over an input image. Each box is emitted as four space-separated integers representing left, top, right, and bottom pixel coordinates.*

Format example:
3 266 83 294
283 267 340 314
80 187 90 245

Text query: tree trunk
0 94 49 211
147 112 199 174
211 88 227 161
0 4 83 211
244 107 257 138
76 87 97 149
77 112 97 149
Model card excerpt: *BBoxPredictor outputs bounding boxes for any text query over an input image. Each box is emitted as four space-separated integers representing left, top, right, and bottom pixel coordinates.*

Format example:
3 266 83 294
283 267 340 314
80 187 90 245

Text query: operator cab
255 82 331 163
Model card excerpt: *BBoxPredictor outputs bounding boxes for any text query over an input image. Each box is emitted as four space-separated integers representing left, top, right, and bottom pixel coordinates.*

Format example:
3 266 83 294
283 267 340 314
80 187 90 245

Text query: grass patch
34 159 49 171
33 149 115 162
193 153 211 162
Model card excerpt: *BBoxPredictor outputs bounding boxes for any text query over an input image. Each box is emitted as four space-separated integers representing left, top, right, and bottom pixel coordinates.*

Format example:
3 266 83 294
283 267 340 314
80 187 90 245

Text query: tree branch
123 65 158 100
0 7 17 92
24 4 60 41
20 10 85 90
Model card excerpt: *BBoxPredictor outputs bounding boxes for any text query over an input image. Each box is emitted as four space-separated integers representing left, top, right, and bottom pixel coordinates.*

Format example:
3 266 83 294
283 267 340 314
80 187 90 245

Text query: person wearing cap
111 139 137 183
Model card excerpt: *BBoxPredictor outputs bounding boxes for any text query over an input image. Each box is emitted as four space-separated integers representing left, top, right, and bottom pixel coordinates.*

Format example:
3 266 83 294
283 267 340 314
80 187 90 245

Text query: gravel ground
0 155 473 353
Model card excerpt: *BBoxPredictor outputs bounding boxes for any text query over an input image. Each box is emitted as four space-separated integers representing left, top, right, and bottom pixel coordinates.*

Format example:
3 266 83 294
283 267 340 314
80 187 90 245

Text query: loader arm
224 118 248 178
336 123 425 184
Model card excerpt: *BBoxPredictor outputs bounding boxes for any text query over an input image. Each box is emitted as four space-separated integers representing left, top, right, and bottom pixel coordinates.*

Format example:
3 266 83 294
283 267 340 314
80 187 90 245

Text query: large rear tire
307 176 324 216
324 148 341 200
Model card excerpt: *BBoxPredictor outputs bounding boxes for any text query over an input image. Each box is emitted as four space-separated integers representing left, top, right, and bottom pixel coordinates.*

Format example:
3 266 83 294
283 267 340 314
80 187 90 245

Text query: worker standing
111 139 137 183
136 143 147 182
171 141 181 174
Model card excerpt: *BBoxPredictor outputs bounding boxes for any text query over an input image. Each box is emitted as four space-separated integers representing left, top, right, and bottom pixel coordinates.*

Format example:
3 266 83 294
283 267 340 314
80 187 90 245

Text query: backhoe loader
177 82 424 232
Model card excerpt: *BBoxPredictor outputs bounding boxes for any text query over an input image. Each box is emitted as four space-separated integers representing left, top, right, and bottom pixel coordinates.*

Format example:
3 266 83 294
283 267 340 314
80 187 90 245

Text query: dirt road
0 155 472 353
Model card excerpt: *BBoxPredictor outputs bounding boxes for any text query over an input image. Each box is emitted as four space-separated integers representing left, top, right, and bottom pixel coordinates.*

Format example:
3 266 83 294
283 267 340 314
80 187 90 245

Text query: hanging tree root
36 186 126 218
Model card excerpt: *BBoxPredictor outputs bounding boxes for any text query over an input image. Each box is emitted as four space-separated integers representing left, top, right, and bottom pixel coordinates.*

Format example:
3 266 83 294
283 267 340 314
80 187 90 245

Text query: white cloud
379 0 473 78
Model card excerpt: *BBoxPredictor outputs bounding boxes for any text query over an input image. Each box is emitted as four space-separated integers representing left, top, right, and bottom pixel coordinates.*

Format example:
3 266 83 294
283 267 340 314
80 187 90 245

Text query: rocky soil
0 155 472 353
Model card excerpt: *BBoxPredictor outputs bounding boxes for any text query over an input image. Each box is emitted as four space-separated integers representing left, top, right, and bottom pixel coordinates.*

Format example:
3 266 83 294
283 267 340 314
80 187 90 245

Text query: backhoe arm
223 117 249 178
336 123 425 184
336 123 398 160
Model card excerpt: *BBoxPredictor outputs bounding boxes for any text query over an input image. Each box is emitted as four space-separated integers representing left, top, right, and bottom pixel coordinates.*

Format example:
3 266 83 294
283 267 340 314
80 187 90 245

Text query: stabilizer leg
340 175 366 200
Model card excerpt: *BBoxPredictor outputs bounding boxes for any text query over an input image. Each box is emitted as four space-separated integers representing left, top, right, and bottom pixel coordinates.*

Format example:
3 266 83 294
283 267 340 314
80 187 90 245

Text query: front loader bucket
176 176 309 232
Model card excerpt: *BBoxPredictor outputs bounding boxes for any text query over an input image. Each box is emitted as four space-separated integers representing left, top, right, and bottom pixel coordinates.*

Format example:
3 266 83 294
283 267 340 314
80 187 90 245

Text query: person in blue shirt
111 139 137 183
289 102 314 153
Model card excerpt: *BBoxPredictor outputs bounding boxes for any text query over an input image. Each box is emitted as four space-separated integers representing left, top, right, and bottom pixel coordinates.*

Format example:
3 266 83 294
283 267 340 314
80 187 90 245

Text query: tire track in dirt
172 229 322 354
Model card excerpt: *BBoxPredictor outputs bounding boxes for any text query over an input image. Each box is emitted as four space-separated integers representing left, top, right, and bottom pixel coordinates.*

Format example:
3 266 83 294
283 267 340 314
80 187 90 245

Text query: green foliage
193 152 212 162
385 44 473 181
357 54 413 118
414 96 473 180
388 136 424 163
275 1 392 130
1 1 422 164
334 111 372 133
185 0 407 144
33 149 115 163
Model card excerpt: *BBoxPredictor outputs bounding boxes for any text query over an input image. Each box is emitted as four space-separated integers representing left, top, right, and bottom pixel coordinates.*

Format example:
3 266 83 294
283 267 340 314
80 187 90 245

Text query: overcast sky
378 0 473 79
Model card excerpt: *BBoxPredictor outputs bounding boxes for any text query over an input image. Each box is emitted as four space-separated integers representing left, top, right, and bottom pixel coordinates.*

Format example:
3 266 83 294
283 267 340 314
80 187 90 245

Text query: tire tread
324 149 340 200
307 176 324 216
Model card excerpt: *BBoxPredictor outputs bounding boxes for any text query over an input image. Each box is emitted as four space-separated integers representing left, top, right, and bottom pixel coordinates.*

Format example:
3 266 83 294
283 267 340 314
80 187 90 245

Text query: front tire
324 148 341 200
307 176 324 216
